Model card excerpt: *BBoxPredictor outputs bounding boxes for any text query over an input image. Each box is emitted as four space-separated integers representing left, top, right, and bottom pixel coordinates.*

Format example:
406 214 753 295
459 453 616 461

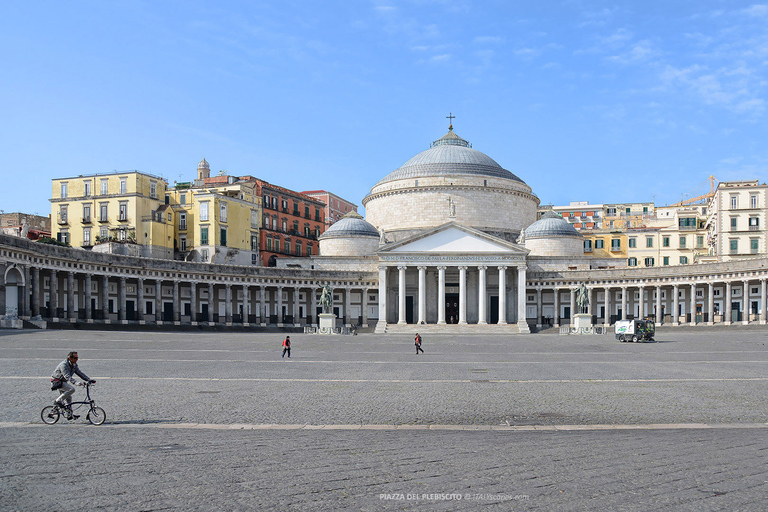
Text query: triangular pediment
378 223 528 255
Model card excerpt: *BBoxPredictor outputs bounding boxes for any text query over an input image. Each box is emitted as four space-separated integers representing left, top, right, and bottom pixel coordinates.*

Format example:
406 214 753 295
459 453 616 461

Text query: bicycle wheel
87 406 106 425
41 405 60 425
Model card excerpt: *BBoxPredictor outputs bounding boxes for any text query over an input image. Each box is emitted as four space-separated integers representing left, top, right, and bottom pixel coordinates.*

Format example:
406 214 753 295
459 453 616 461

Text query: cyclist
51 351 95 420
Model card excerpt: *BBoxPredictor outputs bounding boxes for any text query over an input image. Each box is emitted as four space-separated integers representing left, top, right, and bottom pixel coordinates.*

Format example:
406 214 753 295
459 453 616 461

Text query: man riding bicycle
51 351 95 420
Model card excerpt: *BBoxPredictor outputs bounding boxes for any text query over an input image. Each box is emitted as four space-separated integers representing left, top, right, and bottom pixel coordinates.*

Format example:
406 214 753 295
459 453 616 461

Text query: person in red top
415 333 424 354
282 336 291 358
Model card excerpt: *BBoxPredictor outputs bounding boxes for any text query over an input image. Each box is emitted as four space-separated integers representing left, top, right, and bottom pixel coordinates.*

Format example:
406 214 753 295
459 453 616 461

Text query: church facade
2 126 768 331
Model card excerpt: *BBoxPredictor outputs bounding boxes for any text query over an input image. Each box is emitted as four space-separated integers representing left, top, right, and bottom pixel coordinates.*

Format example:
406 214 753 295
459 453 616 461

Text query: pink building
300 190 358 230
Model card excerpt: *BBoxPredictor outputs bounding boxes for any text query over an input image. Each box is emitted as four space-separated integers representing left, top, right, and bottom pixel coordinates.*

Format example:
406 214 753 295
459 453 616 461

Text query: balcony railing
749 225 760 231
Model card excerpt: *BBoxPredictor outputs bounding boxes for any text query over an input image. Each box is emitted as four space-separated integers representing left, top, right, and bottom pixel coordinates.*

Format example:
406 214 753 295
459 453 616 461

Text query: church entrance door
446 294 459 324
406 296 414 324
489 296 499 324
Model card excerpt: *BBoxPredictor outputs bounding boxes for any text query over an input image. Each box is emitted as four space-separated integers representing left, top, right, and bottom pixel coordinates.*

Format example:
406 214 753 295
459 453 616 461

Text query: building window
58 205 68 224
272 217 278 230
263 214 270 228
679 236 686 249
83 227 91 246
696 235 704 248
266 236 273 251
730 239 738 254
120 178 127 195
220 203 227 223
663 256 670 266
167 212 172 222
119 203 128 221
284 239 291 254
606 207 616 216
307 245 312 256
99 203 108 222
749 217 759 230
60 183 68 198
305 206 310 218
83 182 91 197
282 218 288 232
251 210 258 229
57 230 69 244
179 213 187 230
179 235 187 251
282 199 288 212
251 235 258 252
731 195 738 209
315 208 321 221
293 220 299 234
611 239 621 251
751 195 758 209
663 236 670 247
150 181 157 199
584 240 592 252
272 197 277 209
295 243 302 257
680 256 689 264
118 229 126 241
293 201 299 215
645 237 653 248
750 238 758 254
200 226 209 245
644 257 654 267
180 193 186 205
220 227 227 247
315 227 321 238
101 179 109 195
595 239 604 249
82 204 91 222
165 194 170 205
100 227 108 239
201 249 208 261
200 201 209 221
628 257 637 266
731 217 737 229
628 238 636 248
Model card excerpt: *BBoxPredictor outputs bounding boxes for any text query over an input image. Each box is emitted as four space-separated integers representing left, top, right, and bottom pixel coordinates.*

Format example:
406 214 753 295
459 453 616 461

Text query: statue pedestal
573 313 592 329
318 313 337 334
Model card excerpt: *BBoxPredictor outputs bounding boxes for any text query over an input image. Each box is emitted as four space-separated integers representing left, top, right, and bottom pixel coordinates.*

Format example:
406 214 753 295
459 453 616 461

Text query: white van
614 319 655 342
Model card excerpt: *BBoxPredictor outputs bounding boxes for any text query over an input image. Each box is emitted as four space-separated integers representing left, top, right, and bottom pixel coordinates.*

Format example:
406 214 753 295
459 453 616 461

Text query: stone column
225 284 232 324
303 286 310 326
242 284 249 324
207 282 214 324
173 280 180 324
761 279 767 325
190 281 197 324
310 286 317 325
690 283 697 326
535 288 542 328
637 286 645 319
707 282 714 325
32 267 40 317
725 282 732 325
478 266 487 325
570 288 576 327
50 270 59 319
672 284 679 326
437 266 446 325
67 272 76 321
276 285 283 324
498 266 507 325
137 278 144 323
102 275 109 322
554 287 560 327
604 287 610 326
655 285 661 326
587 286 594 320
458 266 468 324
417 266 427 325
156 280 163 323
517 266 529 333
376 266 387 332
118 277 126 322
397 266 407 325
619 287 626 321
362 288 368 327
260 285 267 325
743 280 750 325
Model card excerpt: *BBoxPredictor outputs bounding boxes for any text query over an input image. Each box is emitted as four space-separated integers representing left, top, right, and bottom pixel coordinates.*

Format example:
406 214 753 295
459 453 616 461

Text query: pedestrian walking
282 336 291 358
415 333 424 354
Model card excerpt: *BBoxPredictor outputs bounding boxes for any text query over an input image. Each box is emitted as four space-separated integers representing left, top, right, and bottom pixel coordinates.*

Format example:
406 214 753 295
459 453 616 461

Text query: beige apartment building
706 180 767 261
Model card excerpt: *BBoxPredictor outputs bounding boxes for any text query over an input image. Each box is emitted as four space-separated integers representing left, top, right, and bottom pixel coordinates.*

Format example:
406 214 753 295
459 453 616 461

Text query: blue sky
2 1 767 217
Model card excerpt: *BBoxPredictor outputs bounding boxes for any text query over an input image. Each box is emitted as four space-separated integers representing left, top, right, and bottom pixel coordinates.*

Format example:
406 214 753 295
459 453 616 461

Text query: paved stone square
1 327 767 510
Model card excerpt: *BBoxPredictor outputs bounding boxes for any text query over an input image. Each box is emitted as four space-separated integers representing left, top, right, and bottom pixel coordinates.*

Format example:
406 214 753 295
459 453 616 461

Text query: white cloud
743 4 768 17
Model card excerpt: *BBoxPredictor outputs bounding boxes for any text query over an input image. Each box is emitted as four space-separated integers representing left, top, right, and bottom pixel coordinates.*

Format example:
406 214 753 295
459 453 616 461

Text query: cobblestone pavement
1 328 767 510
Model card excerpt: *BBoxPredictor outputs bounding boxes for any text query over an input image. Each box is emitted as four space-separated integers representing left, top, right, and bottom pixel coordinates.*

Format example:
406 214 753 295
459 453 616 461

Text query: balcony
57 215 68 225
82 217 92 224
749 225 760 231
118 214 128 222
98 216 109 223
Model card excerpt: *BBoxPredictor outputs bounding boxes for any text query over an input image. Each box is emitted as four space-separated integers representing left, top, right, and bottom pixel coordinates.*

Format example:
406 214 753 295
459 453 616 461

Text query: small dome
525 211 581 239
198 158 210 170
319 211 379 239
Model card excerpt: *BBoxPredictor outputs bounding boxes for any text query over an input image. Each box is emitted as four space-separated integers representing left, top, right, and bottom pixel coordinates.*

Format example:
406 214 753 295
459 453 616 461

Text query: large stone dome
363 127 539 243
523 211 583 257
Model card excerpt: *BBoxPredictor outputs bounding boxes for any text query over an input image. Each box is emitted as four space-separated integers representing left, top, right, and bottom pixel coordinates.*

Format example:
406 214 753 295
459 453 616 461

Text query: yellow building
583 230 628 261
166 159 262 265
50 171 173 258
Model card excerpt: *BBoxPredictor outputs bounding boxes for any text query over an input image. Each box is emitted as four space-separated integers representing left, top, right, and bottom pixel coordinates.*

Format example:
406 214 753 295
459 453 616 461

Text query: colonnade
527 278 768 327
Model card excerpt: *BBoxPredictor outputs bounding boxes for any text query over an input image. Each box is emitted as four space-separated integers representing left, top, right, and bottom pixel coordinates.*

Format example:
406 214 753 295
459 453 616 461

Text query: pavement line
6 376 768 384
4 358 768 364
2 421 767 432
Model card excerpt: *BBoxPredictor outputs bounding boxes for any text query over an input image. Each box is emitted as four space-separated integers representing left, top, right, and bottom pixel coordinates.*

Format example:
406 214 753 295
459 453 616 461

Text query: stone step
382 323 522 335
